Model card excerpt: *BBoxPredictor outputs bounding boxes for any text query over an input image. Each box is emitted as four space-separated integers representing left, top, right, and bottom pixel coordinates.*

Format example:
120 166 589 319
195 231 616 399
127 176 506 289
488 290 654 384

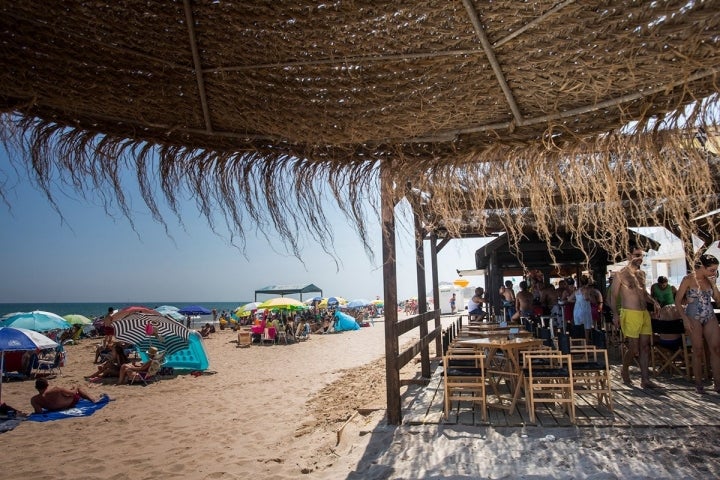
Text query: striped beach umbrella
113 312 190 356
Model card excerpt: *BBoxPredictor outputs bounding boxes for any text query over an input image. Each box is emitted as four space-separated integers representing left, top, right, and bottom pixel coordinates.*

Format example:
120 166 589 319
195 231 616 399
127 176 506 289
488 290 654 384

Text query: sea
0 301 250 328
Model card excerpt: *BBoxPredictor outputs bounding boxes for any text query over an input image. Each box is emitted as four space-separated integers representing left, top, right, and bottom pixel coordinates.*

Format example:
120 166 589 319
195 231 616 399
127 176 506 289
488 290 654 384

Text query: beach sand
3 317 720 479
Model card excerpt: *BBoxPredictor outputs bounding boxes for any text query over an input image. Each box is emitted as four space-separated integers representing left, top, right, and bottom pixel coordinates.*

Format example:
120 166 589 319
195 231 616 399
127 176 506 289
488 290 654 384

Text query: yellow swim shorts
620 308 652 338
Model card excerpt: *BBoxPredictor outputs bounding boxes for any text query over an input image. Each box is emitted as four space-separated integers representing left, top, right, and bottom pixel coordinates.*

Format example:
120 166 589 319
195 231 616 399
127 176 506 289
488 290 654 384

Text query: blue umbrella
0 311 71 332
347 299 370 309
177 305 211 316
0 327 58 397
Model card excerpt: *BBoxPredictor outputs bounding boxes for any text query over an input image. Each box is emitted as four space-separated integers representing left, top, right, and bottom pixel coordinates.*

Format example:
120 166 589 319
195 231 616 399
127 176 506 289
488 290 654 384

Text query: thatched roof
1 1 719 264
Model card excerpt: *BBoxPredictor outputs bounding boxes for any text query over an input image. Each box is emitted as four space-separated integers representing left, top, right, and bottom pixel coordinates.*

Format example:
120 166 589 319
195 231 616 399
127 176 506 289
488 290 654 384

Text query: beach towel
27 394 111 423
0 417 23 433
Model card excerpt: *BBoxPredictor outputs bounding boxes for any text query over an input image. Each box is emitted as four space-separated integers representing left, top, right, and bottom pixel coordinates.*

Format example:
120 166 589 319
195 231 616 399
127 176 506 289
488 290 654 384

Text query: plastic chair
262 327 277 345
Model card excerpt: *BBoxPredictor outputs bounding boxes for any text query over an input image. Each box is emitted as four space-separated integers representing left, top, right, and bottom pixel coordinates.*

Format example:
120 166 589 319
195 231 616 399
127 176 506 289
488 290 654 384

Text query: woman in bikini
675 253 720 394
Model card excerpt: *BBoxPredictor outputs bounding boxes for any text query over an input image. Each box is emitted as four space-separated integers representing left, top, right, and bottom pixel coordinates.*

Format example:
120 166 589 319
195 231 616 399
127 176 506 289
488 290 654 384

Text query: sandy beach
3 316 720 479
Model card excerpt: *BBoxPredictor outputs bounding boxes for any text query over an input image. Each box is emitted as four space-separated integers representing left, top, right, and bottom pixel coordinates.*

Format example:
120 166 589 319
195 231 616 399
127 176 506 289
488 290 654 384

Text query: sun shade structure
2 1 720 427
1 1 719 263
254 284 323 301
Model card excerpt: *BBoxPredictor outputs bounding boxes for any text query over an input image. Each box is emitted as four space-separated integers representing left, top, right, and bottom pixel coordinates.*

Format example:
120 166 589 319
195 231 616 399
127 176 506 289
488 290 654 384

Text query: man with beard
610 244 660 388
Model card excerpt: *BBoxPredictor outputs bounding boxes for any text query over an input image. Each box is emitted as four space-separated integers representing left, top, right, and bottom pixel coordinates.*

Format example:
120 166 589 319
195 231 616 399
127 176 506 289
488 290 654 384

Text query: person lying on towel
31 378 99 413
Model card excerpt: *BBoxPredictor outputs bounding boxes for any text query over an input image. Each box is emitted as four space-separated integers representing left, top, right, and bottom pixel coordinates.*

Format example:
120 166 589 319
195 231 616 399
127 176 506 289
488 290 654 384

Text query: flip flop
696 385 706 394
641 381 660 390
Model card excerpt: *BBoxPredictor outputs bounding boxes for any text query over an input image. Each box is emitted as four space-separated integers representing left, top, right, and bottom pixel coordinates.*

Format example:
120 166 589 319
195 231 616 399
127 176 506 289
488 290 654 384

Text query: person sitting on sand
31 378 99 413
116 346 158 385
89 343 129 381
199 323 213 337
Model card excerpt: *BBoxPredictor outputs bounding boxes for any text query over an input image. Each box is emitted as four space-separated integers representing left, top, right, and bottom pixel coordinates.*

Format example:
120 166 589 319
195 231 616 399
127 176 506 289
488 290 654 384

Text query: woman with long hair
675 253 720 394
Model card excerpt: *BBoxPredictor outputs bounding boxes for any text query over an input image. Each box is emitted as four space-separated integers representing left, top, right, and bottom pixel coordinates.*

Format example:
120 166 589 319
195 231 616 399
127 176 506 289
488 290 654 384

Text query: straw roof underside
0 1 719 264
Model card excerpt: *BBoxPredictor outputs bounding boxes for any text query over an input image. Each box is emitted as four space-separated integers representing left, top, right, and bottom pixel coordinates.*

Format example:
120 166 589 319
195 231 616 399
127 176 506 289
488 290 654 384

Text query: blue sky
0 147 489 303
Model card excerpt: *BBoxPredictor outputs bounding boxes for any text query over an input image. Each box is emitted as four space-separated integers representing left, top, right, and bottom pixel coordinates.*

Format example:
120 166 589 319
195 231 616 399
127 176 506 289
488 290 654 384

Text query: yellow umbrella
256 297 306 310
318 296 347 308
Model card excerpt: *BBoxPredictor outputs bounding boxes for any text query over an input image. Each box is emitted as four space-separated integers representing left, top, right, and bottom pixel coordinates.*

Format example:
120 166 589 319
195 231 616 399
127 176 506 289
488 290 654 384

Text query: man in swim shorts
610 244 661 389
30 378 99 413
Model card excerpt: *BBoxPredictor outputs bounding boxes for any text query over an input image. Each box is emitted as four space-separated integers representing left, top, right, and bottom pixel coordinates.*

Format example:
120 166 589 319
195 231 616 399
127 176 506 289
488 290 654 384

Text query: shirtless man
540 282 560 315
31 378 98 413
610 244 660 388
500 281 516 321
515 281 535 319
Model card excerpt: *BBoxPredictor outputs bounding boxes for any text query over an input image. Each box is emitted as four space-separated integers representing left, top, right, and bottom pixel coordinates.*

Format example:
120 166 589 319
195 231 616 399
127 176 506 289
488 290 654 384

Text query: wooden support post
430 234 442 356
414 208 430 379
381 163 401 425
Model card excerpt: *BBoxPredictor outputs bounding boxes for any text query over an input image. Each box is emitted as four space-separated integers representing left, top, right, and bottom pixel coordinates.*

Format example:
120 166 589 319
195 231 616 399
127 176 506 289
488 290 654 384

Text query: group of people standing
457 243 720 395
612 245 720 394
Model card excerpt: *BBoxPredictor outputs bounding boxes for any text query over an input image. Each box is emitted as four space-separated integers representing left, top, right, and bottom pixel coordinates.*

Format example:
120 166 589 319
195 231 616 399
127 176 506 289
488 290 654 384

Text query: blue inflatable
138 331 210 371
334 311 360 331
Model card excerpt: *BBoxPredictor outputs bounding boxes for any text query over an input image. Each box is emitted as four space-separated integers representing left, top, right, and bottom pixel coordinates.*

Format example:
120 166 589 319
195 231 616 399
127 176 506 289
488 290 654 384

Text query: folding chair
237 330 252 348
570 347 613 411
128 352 164 386
523 351 575 423
442 353 487 422
34 348 64 377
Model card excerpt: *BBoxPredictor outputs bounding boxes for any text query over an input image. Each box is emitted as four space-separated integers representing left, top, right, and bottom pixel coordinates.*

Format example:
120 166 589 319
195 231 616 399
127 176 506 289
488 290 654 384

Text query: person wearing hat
116 346 158 385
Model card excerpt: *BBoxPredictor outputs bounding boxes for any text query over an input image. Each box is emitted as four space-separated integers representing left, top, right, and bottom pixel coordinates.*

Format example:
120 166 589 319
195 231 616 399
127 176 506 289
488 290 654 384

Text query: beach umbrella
155 306 184 320
155 305 179 312
257 297 306 310
0 311 71 332
371 299 384 306
111 306 160 322
318 296 347 308
235 302 261 317
62 314 93 326
347 299 371 309
113 312 190 356
177 305 212 316
0 327 58 397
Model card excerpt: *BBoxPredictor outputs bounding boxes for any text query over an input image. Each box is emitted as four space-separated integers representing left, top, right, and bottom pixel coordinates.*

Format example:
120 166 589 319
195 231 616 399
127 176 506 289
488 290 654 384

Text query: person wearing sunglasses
610 244 660 389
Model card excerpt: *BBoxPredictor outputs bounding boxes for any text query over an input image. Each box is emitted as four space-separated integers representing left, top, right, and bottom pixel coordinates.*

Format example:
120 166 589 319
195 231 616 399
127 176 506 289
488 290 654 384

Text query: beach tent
254 284 323 302
334 311 360 332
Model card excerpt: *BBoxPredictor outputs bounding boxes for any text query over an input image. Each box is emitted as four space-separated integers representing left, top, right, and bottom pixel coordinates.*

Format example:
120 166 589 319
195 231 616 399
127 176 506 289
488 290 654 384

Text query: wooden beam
183 0 213 133
430 234 442 355
494 0 577 48
461 0 524 126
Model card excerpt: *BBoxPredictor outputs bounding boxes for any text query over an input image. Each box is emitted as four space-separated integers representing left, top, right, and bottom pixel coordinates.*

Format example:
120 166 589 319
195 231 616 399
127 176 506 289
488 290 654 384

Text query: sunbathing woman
116 347 158 385
89 343 129 382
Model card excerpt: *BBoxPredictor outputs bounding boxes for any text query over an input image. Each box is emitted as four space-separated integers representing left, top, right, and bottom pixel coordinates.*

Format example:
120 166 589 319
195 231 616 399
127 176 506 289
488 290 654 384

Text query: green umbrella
63 314 93 326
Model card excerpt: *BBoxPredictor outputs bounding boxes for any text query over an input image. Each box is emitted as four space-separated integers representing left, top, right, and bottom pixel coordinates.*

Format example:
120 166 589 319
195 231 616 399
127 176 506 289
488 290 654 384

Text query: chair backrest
146 359 162 377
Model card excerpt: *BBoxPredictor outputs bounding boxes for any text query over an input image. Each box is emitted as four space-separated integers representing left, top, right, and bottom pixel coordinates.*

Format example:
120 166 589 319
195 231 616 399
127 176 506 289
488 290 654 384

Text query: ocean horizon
0 301 253 319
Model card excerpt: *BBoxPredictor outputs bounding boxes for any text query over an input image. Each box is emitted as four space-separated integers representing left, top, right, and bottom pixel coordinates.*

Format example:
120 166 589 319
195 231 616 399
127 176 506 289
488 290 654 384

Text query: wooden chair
523 351 575 424
570 347 613 412
237 330 252 348
442 353 487 422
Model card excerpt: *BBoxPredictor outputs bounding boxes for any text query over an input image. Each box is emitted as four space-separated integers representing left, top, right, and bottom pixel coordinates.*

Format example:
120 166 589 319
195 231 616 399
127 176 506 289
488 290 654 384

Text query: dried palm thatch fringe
2 98 719 270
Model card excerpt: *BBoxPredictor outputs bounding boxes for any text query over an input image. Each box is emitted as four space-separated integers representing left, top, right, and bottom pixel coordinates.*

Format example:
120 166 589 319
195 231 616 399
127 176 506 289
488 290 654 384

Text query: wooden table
455 337 543 413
